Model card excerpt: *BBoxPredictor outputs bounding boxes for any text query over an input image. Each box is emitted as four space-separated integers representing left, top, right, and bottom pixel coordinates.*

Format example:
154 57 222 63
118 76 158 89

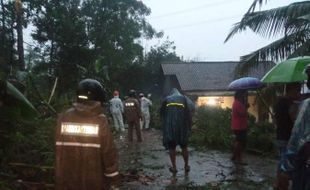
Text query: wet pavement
115 129 277 190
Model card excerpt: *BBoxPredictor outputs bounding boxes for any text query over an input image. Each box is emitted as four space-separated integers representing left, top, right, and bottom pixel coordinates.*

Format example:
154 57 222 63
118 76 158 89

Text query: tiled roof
161 61 274 92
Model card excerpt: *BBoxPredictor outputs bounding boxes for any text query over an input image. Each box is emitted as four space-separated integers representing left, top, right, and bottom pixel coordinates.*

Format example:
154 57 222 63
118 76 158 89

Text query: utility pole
15 0 25 71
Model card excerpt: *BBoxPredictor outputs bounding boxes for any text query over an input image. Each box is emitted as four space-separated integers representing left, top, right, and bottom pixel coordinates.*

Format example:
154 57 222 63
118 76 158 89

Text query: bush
0 117 55 168
190 106 233 150
190 106 275 154
149 99 162 129
247 122 275 153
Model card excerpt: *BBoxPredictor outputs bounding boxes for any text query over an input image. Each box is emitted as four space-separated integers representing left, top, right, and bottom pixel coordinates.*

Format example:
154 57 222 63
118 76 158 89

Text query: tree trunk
1 0 5 45
9 9 14 69
15 0 24 71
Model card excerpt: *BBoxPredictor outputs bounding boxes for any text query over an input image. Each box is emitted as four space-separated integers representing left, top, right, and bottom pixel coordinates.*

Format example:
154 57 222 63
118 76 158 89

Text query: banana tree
1 80 38 119
7 81 37 117
225 1 310 75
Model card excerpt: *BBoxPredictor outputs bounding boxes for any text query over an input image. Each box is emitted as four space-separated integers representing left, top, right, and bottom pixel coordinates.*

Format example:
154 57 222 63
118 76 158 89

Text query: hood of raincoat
169 88 181 96
169 88 195 113
73 101 103 117
161 88 193 149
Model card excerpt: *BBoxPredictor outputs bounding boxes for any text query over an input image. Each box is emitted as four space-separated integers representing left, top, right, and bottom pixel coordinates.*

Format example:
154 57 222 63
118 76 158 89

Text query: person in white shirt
139 93 152 130
110 90 125 132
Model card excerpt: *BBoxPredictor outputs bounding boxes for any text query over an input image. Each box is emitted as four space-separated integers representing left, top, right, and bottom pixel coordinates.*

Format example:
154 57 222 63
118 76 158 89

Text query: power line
162 14 242 30
149 0 241 20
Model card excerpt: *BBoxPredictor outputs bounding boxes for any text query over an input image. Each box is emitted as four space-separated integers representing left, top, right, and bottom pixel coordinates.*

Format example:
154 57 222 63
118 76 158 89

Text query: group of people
54 64 310 189
109 89 152 142
55 79 194 190
231 65 310 190
275 66 310 190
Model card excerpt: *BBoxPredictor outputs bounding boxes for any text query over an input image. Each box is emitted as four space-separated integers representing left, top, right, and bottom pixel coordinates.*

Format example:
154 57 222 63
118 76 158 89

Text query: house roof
161 61 275 92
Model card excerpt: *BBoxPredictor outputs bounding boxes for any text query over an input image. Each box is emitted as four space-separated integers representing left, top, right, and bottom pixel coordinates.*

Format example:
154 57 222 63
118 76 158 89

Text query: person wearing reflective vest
55 79 119 190
124 89 142 142
160 88 194 174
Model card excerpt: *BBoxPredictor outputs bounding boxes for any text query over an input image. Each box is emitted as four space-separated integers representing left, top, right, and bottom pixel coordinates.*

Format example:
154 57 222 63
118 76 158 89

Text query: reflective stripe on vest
61 122 99 137
166 102 185 108
104 171 119 177
56 141 101 148
125 102 135 107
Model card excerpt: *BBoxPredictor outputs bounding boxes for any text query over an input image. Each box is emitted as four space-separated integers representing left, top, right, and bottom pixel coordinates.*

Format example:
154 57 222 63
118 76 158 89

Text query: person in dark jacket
278 65 310 190
55 79 119 190
273 82 301 189
124 89 142 142
160 88 194 174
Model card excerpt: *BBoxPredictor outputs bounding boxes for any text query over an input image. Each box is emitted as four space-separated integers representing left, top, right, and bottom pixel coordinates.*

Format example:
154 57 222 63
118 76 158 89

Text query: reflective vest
55 101 118 190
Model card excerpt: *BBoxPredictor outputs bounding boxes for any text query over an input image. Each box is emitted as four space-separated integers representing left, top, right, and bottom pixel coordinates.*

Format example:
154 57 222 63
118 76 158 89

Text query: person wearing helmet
139 93 152 130
124 89 142 142
55 79 119 190
110 90 125 132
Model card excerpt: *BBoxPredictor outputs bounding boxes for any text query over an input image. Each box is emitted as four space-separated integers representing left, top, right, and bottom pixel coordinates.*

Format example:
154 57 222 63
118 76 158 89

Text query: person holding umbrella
228 77 265 164
278 64 310 190
273 82 301 189
231 90 249 164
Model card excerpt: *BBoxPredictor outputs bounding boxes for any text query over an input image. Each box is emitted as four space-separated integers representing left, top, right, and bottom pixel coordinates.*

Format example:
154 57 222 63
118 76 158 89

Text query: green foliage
190 106 275 154
141 40 180 96
149 99 162 130
247 121 275 153
0 0 18 68
0 0 181 175
6 81 37 117
25 0 162 97
0 117 55 168
190 106 233 150
0 181 11 190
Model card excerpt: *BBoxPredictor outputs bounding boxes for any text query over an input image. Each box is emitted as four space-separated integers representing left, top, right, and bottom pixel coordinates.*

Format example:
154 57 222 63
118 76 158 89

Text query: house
161 61 275 121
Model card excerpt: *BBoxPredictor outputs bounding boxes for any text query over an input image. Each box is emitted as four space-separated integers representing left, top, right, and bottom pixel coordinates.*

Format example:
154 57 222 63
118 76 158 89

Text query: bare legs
168 146 190 173
232 141 246 164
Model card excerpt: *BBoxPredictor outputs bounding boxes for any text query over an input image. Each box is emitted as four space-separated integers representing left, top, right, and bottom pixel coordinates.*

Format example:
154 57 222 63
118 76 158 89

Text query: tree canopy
0 0 180 169
225 1 310 75
0 0 179 101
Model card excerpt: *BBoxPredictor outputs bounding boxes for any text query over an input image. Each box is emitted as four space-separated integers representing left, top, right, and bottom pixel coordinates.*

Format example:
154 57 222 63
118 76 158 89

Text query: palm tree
225 1 310 75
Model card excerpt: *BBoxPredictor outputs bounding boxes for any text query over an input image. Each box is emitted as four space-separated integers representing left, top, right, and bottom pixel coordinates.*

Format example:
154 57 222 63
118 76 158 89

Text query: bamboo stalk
48 77 58 104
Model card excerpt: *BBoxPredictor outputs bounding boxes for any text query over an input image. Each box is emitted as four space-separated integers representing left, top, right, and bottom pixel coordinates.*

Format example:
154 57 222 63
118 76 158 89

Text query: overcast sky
141 0 304 61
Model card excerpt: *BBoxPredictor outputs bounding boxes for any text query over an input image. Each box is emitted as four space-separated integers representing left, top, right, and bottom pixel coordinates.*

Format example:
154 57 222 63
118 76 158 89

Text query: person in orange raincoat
55 79 119 190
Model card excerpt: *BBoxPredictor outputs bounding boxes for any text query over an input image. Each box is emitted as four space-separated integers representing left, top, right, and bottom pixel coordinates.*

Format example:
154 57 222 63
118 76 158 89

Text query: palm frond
247 0 269 13
285 14 310 35
234 30 310 76
288 39 310 58
299 13 310 21
225 1 310 42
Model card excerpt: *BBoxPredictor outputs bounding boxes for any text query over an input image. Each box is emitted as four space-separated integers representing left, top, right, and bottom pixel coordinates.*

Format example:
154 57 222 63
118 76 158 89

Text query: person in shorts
160 88 194 174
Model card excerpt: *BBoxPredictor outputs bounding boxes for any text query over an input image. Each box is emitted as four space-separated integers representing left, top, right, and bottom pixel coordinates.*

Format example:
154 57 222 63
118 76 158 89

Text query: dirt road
116 129 276 190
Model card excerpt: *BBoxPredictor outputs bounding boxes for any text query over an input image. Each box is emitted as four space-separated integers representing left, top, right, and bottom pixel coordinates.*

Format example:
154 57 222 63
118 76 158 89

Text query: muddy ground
115 129 277 190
